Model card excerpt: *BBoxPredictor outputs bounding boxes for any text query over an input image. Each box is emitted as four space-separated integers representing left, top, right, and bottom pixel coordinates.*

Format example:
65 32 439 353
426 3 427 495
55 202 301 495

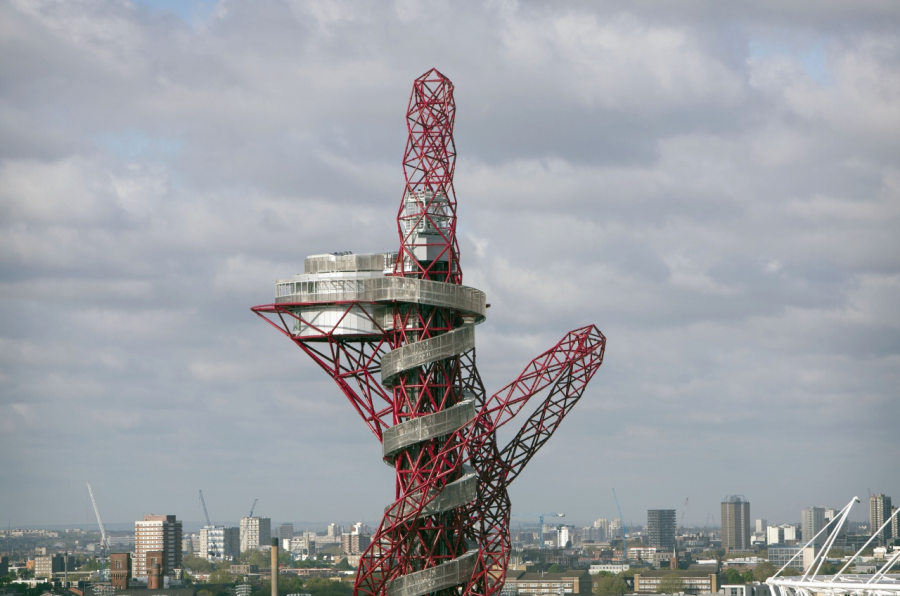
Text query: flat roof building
504 570 592 595
134 514 182 577
722 496 751 552
647 510 676 550
240 517 271 553
634 570 717 595
870 494 893 545
801 507 825 547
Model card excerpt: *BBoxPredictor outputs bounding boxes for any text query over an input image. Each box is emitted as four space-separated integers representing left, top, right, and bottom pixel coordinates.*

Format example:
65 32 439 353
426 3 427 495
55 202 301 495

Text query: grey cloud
1 0 898 528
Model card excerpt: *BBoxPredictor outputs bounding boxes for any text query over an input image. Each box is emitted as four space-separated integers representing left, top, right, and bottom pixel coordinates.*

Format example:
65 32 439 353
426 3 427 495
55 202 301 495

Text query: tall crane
199 490 212 526
612 488 628 562
248 499 258 518
510 513 565 549
199 490 220 560
86 483 109 581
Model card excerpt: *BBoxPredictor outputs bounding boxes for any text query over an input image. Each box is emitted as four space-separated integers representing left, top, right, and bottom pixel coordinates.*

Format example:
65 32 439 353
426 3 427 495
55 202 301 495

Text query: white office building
200 526 240 561
240 517 271 552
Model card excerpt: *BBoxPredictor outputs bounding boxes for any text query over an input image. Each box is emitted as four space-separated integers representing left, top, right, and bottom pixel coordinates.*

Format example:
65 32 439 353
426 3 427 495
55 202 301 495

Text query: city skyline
1 0 898 529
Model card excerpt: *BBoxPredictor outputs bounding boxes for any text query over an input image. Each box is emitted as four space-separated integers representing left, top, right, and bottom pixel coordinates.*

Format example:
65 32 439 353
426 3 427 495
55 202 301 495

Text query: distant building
755 520 767 533
723 584 773 596
341 534 372 555
768 545 816 572
200 526 240 561
893 506 899 540
109 553 132 590
327 523 342 537
240 517 272 552
34 554 74 579
869 494 893 545
504 570 592 595
633 570 718 594
766 526 782 545
351 522 370 536
582 525 605 542
229 564 258 575
558 526 571 547
589 563 629 575
781 524 798 543
721 496 751 552
134 514 182 577
278 523 294 550
801 507 826 546
0 556 7 577
278 523 294 541
647 510 676 550
609 518 622 539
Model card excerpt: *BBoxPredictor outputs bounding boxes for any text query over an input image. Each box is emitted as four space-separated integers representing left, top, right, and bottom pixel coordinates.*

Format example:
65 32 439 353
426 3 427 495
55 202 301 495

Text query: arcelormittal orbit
252 69 606 596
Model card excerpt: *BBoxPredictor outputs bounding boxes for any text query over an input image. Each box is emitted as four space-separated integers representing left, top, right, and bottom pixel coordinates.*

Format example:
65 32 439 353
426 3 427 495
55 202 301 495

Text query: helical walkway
275 272 487 596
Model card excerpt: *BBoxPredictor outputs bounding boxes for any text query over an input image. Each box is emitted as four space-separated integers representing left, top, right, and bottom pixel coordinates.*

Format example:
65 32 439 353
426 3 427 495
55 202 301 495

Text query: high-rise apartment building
756 519 767 533
721 496 751 552
240 517 271 552
893 506 899 541
200 526 240 561
647 510 676 550
801 507 826 546
766 525 783 545
870 494 893 545
134 514 182 577
341 533 372 555
327 523 342 537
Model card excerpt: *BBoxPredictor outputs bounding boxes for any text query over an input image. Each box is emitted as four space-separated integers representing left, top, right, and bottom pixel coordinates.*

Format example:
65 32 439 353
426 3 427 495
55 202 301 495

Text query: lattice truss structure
767 497 900 596
253 69 607 596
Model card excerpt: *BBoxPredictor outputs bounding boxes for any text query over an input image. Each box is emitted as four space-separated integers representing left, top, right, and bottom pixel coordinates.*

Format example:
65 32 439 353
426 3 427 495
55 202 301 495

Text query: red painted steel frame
251 69 606 596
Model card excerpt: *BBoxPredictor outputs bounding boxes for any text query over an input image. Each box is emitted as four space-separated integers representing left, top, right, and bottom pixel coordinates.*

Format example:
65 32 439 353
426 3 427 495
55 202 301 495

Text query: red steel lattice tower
252 69 606 596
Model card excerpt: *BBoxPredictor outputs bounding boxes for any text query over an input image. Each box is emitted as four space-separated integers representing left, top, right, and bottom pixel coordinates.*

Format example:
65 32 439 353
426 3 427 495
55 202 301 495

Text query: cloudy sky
2 0 898 532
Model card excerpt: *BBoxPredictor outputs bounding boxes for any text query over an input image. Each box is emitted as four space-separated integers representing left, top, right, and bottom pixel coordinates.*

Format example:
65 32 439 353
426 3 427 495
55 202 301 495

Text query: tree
818 562 838 575
547 564 560 573
238 549 271 568
656 573 685 594
183 554 215 573
752 562 776 582
335 558 353 571
594 575 627 596
208 569 236 584
723 568 744 584
780 567 800 577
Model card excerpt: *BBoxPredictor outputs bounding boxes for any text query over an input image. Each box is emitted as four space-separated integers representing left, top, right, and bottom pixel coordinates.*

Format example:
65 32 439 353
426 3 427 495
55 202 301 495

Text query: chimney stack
271 538 279 596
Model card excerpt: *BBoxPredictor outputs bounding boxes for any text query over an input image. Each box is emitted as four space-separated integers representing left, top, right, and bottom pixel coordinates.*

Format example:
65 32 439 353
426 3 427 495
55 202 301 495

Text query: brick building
109 553 132 589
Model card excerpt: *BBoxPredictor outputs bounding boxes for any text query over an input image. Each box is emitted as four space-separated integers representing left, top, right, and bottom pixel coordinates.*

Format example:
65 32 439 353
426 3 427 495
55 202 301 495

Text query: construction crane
199 490 212 526
612 488 628 562
86 483 109 581
510 512 565 549
248 499 258 518
199 490 220 560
